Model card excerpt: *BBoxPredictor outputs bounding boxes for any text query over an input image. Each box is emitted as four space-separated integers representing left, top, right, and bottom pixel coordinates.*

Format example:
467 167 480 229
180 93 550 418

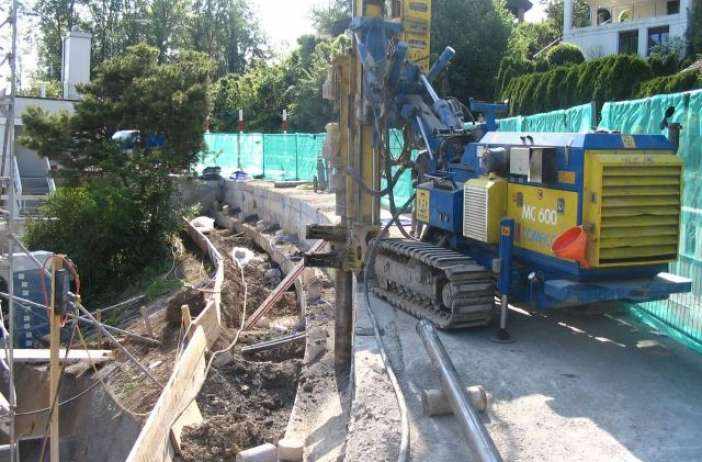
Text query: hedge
636 69 702 98
502 54 654 115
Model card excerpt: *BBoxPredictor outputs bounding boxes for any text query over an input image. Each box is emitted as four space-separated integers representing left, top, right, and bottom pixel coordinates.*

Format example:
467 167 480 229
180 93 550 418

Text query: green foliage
24 178 178 302
18 79 63 99
210 35 349 133
431 0 513 102
506 21 560 61
637 70 702 98
34 0 264 80
21 44 214 174
20 44 212 303
543 0 592 33
502 54 654 115
649 52 682 77
545 44 585 67
312 0 352 37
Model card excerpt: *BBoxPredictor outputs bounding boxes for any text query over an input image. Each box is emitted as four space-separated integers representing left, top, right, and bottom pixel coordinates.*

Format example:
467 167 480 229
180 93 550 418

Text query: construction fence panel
497 103 595 133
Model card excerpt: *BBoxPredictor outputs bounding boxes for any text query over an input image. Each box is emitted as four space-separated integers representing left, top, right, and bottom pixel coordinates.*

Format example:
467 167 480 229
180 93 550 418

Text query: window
619 30 639 54
618 10 632 22
648 26 670 54
667 0 680 15
597 8 612 25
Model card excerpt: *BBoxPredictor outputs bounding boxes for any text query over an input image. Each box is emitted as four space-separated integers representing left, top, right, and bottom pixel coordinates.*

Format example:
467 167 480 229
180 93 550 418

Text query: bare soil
178 227 304 461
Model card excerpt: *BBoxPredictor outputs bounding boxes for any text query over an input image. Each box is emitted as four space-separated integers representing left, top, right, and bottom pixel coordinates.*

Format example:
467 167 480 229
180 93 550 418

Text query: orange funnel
552 226 590 268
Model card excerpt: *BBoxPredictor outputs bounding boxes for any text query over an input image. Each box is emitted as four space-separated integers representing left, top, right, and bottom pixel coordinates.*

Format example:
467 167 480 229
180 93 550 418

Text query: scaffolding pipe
4 1 19 460
416 320 503 462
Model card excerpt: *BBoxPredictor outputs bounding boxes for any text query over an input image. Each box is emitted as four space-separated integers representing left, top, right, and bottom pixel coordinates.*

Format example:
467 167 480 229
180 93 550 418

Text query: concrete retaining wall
222 181 338 247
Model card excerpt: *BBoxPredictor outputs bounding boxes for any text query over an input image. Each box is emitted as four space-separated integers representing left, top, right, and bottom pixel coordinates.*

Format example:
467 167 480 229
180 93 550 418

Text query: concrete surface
362 293 702 462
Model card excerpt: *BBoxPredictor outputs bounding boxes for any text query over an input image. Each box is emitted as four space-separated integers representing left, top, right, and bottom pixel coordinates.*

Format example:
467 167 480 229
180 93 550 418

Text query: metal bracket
306 224 347 242
305 253 343 269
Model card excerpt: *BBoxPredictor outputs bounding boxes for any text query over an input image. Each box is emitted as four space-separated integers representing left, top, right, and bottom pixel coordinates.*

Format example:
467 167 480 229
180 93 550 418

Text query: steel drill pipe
416 320 503 462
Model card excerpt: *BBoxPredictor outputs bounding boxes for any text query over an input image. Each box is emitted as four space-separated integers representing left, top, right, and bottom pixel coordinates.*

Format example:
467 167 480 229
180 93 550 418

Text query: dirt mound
180 358 302 461
166 288 207 325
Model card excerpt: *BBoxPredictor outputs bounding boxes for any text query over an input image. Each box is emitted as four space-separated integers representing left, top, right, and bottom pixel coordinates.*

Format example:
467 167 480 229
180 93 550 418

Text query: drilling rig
309 0 691 364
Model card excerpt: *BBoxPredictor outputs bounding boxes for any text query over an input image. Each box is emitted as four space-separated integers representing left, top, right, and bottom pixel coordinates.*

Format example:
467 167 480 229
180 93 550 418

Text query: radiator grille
463 183 488 242
597 164 681 266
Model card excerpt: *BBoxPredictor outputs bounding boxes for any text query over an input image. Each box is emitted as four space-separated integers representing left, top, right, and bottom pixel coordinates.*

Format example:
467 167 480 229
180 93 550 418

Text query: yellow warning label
558 170 576 184
416 188 430 222
622 135 636 149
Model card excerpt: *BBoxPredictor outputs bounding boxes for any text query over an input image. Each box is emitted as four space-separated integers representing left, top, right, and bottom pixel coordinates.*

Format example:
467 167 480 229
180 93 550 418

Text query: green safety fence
497 103 595 133
599 90 702 352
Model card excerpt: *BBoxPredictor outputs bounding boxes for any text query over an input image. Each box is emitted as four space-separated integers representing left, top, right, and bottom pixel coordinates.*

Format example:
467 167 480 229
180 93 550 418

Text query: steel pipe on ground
417 320 503 462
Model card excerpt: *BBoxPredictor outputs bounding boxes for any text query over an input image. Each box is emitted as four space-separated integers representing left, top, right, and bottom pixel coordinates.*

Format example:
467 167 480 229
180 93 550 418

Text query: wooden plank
126 326 208 462
0 349 114 364
169 401 204 454
128 217 224 461
244 239 325 330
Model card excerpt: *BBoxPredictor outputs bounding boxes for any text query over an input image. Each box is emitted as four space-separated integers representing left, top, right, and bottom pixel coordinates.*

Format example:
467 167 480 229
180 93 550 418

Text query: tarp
497 103 595 133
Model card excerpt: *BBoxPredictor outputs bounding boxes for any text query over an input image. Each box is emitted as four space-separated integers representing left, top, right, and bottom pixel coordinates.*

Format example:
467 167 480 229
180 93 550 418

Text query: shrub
637 70 702 97
502 54 653 115
25 177 179 303
545 44 585 67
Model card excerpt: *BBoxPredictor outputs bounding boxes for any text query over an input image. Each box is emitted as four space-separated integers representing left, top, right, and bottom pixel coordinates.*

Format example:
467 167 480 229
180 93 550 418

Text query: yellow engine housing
463 176 507 244
583 150 682 267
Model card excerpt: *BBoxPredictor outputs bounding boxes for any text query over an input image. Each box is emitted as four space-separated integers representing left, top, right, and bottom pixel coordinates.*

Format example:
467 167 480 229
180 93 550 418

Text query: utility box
3 251 54 348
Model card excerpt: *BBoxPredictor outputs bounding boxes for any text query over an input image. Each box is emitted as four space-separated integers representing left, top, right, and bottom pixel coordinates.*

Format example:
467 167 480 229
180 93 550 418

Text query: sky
251 0 325 52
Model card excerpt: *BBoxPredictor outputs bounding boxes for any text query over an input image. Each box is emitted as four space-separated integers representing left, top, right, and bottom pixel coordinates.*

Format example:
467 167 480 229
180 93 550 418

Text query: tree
209 34 349 133
188 0 267 77
506 21 561 60
431 0 513 102
21 43 214 175
542 0 591 34
34 0 83 80
33 0 265 81
312 0 352 37
20 44 214 301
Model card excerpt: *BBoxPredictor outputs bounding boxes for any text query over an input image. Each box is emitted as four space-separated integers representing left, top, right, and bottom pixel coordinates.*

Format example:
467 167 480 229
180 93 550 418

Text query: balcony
563 0 691 58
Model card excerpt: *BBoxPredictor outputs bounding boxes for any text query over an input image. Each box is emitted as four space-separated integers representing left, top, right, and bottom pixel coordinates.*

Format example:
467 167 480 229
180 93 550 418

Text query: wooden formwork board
126 219 224 462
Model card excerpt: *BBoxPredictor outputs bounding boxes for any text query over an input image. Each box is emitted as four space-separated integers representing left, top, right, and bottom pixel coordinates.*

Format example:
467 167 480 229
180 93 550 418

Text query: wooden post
49 256 62 462
96 310 102 347
181 305 192 329
140 306 154 337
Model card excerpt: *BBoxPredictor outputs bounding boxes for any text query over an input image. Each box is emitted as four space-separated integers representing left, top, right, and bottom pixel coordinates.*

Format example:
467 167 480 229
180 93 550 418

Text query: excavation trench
178 227 306 460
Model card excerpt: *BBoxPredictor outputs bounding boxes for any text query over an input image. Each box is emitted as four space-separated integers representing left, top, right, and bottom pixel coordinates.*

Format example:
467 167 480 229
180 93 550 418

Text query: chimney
61 28 92 100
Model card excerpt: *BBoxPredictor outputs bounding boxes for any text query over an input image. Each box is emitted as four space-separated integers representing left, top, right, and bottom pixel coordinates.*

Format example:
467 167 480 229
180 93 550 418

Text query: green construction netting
497 103 595 133
380 129 418 209
201 132 264 176
599 89 702 351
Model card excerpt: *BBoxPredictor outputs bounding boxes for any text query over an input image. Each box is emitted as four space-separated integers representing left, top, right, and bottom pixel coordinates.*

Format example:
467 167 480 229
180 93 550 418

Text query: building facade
563 0 691 59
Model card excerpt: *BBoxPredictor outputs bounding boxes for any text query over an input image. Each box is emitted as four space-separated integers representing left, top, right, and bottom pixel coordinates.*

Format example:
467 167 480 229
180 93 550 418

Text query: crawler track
372 239 496 329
